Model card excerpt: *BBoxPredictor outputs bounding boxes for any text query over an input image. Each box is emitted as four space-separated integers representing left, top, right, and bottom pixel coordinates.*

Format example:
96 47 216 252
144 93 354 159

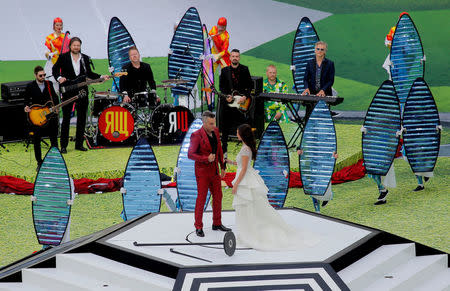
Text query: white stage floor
102 209 374 267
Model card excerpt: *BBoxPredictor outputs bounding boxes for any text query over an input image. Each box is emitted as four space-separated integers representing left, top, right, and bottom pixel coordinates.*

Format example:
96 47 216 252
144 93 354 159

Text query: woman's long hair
238 124 257 160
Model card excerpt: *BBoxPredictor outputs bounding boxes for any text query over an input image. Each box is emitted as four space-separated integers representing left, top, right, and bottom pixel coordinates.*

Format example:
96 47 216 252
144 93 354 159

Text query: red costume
209 17 231 69
188 127 225 229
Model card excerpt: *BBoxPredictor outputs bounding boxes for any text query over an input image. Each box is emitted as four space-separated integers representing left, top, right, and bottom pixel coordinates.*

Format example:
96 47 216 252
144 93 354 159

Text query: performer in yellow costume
209 17 231 71
44 17 68 93
45 17 66 64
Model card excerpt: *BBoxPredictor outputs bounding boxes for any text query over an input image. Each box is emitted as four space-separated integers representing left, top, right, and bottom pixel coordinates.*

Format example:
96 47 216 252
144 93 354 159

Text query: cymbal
161 78 189 84
156 84 175 88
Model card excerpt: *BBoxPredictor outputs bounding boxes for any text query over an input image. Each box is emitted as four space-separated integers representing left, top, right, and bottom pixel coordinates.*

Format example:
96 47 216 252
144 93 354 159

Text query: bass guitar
60 72 127 94
204 87 251 113
28 94 80 127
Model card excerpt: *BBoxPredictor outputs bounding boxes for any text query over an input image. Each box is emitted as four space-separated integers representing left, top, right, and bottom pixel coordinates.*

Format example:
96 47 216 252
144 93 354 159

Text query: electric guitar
60 72 127 94
204 87 251 113
27 94 81 127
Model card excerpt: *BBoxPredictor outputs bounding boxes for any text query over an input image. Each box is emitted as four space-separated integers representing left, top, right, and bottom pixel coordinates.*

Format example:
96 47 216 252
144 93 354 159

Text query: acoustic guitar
203 87 251 113
28 94 81 127
60 72 127 94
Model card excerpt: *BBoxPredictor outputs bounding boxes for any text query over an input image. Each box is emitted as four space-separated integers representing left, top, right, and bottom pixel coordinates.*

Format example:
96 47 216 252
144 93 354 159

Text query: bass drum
150 104 194 144
98 103 135 142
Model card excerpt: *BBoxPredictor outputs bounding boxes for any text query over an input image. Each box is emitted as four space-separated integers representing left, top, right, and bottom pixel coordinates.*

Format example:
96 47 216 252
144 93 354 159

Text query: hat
217 17 227 27
53 17 63 25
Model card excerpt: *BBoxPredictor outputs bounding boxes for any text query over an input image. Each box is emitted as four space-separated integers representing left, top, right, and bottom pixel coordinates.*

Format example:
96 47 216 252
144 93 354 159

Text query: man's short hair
231 49 240 54
69 37 82 47
266 64 276 71
34 65 44 75
315 41 328 50
128 46 139 54
202 111 215 122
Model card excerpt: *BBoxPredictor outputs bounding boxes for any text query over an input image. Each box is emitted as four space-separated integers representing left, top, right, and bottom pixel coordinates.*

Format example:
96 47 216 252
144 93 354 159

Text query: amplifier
251 76 263 96
1 80 31 103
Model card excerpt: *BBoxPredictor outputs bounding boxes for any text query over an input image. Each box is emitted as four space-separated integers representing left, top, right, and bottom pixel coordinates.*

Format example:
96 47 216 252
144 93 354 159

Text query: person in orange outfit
44 17 68 93
209 17 231 72
45 17 66 65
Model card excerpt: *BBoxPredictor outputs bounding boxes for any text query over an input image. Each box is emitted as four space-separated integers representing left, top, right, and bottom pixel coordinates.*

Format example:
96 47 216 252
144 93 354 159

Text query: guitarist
219 48 252 158
24 66 59 171
52 37 110 153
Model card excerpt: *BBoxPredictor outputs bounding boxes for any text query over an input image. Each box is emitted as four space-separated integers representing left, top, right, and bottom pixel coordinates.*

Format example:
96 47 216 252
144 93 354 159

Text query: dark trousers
32 118 59 164
60 97 88 148
218 101 248 154
194 173 223 229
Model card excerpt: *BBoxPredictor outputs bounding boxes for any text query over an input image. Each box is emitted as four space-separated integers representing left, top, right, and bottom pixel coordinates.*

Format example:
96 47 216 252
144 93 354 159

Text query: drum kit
85 78 194 146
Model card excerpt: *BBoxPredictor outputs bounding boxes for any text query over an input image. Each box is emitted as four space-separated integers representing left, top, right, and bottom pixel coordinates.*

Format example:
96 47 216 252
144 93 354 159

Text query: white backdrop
0 0 330 60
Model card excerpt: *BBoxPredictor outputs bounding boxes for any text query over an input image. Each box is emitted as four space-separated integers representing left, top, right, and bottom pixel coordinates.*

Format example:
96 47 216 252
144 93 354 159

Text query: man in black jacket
52 37 109 153
219 49 252 156
24 66 59 170
119 46 159 108
302 41 336 119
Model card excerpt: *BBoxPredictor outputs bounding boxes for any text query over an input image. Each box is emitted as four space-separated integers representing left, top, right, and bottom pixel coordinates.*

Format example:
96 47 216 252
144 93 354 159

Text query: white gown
232 145 319 251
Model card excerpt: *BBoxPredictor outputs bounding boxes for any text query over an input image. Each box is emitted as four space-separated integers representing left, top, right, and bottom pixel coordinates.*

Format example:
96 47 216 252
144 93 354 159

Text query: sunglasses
38 73 46 77
316 48 325 51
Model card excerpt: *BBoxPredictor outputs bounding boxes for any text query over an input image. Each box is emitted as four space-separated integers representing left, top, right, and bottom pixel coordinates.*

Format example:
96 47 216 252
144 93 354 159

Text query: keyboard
258 92 343 106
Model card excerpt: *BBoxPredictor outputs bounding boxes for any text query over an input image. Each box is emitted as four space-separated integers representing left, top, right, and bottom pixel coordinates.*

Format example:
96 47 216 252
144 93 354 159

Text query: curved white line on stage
0 0 331 60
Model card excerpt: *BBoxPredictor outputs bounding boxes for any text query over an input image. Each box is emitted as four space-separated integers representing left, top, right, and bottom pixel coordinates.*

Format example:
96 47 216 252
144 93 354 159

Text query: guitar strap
45 80 55 107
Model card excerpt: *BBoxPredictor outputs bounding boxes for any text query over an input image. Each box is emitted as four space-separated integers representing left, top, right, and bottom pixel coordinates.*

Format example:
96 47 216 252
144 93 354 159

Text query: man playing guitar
219 49 253 158
24 66 59 171
52 37 110 153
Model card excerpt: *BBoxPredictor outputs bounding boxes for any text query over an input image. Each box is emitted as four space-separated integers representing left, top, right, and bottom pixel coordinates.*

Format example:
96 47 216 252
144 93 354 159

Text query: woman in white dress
227 124 319 251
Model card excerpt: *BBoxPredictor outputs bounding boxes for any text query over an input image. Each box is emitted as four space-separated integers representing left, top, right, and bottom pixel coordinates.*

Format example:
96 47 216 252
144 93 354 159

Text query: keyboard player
302 41 338 118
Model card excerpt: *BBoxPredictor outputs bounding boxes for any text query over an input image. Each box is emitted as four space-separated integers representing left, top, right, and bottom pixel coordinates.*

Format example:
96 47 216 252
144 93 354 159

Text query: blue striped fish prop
168 7 204 96
122 137 162 221
390 13 425 108
403 78 441 174
291 17 319 94
299 101 337 197
32 147 72 246
108 17 136 92
254 121 290 208
362 80 401 176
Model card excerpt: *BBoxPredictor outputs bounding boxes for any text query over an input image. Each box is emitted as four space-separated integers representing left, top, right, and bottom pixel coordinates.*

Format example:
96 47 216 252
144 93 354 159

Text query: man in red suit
188 111 231 237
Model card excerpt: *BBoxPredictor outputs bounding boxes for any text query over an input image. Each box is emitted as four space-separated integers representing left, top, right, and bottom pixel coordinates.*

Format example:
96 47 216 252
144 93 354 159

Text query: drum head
223 231 236 256
98 104 135 142
150 105 194 144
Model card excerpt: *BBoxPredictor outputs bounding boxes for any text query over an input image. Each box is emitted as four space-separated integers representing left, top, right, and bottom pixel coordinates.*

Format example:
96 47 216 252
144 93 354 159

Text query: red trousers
194 174 223 229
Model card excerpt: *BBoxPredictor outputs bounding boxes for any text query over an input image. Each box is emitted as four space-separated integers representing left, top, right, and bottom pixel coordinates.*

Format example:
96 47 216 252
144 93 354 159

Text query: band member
302 41 336 120
24 66 59 171
52 37 109 153
219 49 253 157
263 64 289 122
209 17 231 71
119 46 159 107
44 17 68 94
44 17 66 65
188 111 230 237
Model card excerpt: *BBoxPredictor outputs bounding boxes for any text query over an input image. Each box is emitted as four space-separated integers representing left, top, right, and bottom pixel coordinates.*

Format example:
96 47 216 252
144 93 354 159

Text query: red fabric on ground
0 176 34 195
0 158 368 195
74 178 123 194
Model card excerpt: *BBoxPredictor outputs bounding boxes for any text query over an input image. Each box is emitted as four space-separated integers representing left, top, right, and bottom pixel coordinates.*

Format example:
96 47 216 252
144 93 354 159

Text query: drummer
120 46 160 107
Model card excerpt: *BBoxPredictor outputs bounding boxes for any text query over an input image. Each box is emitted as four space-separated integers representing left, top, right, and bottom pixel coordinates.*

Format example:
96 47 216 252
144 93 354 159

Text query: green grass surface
276 0 450 13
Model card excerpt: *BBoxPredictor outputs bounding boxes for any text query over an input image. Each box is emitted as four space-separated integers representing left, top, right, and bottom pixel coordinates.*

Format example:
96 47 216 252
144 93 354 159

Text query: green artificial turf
275 0 450 13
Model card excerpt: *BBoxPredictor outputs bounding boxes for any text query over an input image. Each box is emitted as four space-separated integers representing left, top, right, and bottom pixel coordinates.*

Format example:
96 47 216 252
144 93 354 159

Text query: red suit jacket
188 127 225 176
